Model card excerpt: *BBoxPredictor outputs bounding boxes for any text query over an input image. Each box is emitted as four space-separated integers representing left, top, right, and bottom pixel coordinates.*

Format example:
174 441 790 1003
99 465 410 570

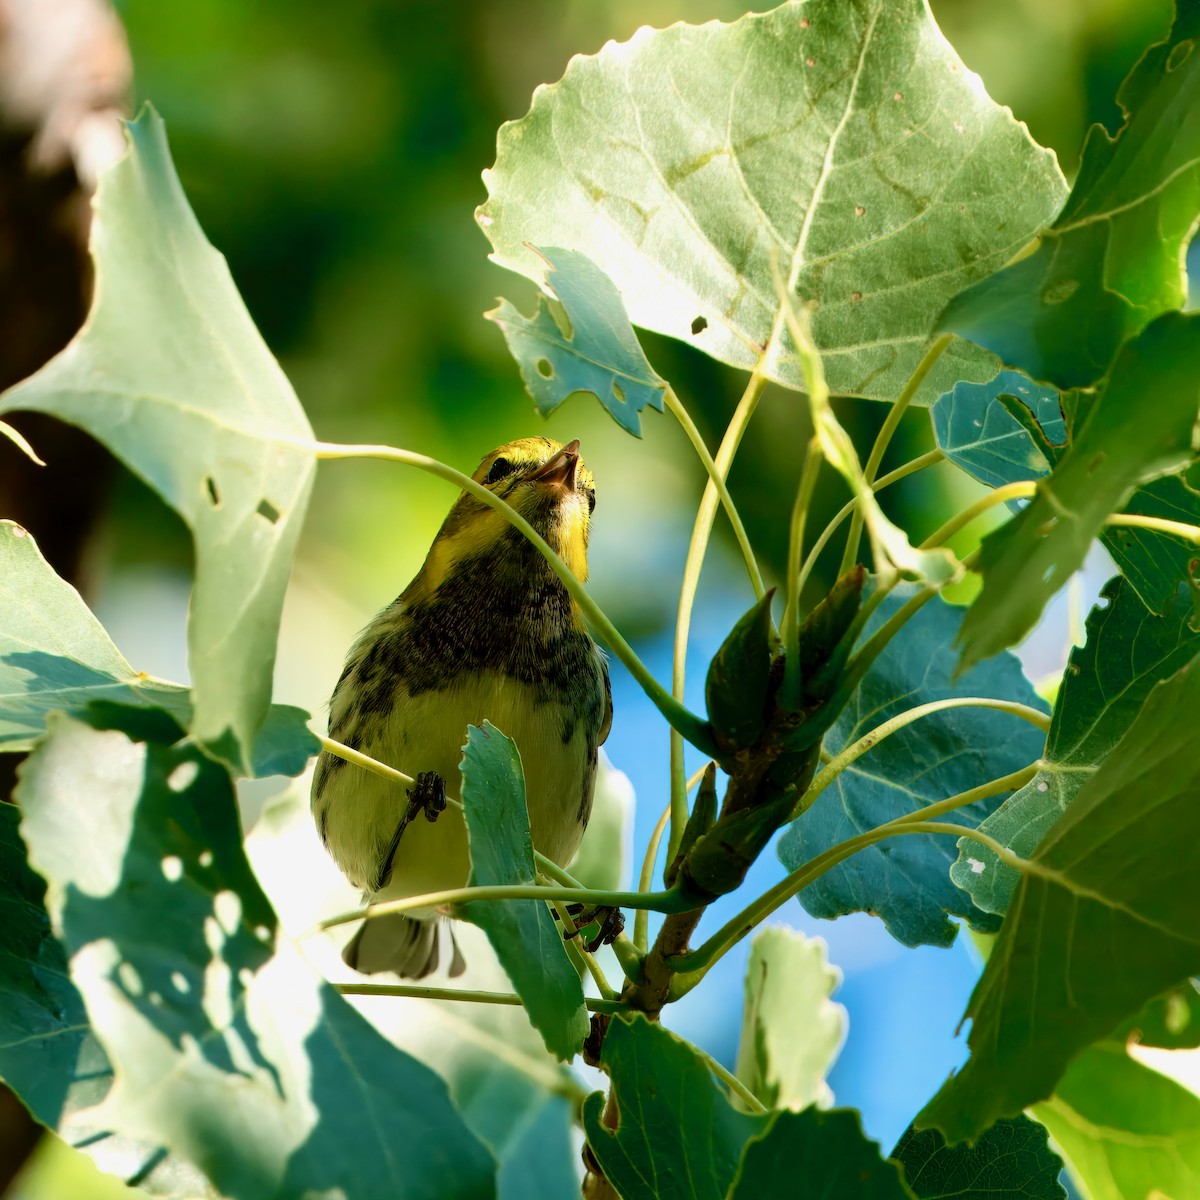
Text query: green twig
839 333 953 573
693 1042 767 1114
634 801 672 953
795 448 945 602
335 981 627 1015
779 437 823 708
1105 512 1200 544
314 440 716 756
919 480 1036 549
320 882 689 931
665 388 765 599
668 763 1036 980
668 369 771 859
795 697 1049 817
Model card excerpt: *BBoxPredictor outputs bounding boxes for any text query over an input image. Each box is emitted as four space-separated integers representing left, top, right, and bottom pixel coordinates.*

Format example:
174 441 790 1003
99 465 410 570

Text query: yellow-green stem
780 437 823 708
668 370 771 859
796 448 945 600
1105 513 1200 544
665 388 765 599
669 762 1035 980
336 981 626 1015
839 334 953 573
796 699 1049 817
919 481 1037 549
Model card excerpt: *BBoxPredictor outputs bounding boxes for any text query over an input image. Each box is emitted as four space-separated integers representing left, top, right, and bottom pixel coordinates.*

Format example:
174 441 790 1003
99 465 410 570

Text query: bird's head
414 437 597 599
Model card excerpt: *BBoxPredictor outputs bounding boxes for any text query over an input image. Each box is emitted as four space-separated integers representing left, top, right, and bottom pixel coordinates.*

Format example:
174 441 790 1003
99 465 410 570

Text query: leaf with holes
956 311 1200 674
486 247 666 436
478 0 1065 403
458 723 589 1062
940 2 1200 389
734 927 846 1111
17 712 497 1200
920 657 1200 1142
892 1115 1065 1199
952 577 1199 915
0 107 316 775
778 588 1047 948
582 1014 768 1200
931 369 1065 490
0 520 317 778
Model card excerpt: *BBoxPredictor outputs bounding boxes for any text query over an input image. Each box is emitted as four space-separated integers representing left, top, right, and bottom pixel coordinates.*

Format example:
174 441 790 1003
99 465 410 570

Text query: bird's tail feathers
341 913 466 979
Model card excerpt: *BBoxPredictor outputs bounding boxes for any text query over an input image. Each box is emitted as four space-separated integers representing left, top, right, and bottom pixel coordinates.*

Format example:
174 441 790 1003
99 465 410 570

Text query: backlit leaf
0 108 316 774
940 2 1200 389
478 0 1065 403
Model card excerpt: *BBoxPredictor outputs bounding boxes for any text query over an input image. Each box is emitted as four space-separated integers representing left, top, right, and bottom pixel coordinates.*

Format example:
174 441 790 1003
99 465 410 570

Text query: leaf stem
664 388 765 599
635 802 672 953
1105 513 1200 544
313 440 716 756
795 448 945 601
668 369 771 859
796 697 1049 817
780 438 823 708
919 481 1036 549
668 763 1035 980
335 981 627 1015
693 1042 767 1114
839 334 952 573
319 735 414 788
320 882 689 931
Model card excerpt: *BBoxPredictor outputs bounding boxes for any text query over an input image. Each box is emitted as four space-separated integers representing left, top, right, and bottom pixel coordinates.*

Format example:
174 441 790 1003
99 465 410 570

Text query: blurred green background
56 0 1173 1169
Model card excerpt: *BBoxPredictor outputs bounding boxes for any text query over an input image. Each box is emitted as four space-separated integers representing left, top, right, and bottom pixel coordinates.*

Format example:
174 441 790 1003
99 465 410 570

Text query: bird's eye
586 487 596 514
485 457 516 485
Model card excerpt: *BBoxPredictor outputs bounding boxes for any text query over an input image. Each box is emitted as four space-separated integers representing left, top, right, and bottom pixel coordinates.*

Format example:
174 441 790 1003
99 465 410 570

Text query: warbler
311 436 612 978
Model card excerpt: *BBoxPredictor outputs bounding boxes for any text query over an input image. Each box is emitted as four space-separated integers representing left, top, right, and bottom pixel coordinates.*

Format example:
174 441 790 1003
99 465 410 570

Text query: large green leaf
931 370 1065 491
458 723 588 1063
892 1116 1066 1199
486 247 666 436
478 0 1065 404
1033 1042 1200 1200
0 520 317 778
0 803 87 1129
728 1109 914 1199
957 311 1200 673
940 2 1200 390
582 1015 768 1200
952 577 1199 914
0 108 316 775
17 713 497 1200
778 588 1046 948
734 927 845 1111
920 658 1200 1142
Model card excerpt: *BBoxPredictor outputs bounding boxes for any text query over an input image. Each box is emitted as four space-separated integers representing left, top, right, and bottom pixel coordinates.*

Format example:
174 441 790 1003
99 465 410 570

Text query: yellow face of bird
414 437 596 598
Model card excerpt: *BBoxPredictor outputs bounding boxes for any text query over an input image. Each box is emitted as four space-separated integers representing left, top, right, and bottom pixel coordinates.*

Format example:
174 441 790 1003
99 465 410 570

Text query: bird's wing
597 651 612 747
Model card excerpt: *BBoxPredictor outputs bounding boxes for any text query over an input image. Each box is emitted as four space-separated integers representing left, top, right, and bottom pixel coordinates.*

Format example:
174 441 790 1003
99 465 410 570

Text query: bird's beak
529 439 580 491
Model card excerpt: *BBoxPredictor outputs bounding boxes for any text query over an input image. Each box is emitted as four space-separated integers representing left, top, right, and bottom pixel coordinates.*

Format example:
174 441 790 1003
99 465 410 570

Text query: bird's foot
561 903 626 954
372 772 447 890
408 771 446 823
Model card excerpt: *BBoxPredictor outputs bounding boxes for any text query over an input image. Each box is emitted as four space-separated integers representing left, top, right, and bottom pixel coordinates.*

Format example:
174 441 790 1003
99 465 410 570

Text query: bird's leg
372 772 447 891
559 903 626 953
